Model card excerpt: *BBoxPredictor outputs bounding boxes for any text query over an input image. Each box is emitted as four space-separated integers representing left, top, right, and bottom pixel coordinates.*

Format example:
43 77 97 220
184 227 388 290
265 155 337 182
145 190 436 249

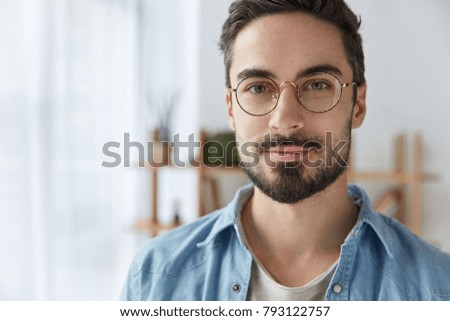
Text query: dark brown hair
219 0 365 88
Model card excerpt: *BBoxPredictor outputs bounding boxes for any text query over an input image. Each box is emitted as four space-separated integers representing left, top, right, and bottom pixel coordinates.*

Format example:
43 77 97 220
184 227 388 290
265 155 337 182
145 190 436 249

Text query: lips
267 145 309 161
256 134 323 162
269 145 306 154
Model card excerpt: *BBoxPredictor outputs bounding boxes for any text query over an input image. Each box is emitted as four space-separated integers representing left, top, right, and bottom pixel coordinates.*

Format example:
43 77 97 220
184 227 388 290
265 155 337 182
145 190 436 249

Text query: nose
268 82 305 133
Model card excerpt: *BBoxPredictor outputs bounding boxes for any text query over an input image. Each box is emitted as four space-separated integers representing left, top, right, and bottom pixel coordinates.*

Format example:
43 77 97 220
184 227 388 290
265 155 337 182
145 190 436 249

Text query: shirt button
332 283 343 294
232 283 241 293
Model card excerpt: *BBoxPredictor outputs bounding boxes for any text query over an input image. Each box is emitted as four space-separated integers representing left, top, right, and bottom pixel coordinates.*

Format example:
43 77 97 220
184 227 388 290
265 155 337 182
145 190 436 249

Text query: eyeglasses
230 71 357 116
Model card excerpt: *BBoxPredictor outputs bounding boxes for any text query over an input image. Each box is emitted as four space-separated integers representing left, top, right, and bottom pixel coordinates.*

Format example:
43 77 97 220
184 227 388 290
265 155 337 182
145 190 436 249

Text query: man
121 0 450 300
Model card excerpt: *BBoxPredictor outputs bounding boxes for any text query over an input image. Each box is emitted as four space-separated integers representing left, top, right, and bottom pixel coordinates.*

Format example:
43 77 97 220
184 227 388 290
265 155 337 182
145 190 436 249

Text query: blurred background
0 0 449 300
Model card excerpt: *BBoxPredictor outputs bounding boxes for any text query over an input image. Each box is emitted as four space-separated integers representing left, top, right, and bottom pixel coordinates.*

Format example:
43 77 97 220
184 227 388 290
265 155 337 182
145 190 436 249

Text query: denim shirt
121 184 450 301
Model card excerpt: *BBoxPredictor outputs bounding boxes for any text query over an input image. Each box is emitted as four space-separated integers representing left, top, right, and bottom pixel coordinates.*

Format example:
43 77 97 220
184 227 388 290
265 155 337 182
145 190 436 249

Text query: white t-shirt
246 257 338 301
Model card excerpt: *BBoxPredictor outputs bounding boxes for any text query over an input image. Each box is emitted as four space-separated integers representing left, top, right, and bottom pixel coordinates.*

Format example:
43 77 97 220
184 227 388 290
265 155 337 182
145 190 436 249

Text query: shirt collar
348 184 394 258
196 183 253 248
197 183 393 258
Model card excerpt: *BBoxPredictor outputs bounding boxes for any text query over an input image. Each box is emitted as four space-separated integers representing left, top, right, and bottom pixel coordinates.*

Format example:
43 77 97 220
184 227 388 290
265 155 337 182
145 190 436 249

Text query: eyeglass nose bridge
274 81 300 102
278 81 299 91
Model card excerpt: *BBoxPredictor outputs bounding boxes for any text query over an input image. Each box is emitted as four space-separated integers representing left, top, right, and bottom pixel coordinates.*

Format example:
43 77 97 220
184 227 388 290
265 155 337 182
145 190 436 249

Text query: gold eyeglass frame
229 71 357 116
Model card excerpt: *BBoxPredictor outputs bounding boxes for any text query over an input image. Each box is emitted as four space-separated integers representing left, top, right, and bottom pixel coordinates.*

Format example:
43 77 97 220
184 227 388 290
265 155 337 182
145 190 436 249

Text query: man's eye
248 84 268 94
306 81 330 90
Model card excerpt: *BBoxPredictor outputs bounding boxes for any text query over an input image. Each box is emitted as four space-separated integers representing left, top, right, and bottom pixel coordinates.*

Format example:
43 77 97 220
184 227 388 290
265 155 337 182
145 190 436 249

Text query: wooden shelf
348 171 438 184
132 217 180 237
132 129 243 236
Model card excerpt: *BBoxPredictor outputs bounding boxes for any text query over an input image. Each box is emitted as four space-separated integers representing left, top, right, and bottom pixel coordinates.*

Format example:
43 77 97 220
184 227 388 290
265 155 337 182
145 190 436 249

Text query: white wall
198 0 231 132
346 0 450 250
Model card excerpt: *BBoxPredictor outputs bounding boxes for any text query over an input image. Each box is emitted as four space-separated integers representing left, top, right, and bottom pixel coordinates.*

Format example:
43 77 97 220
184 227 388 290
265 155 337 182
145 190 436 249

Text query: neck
242 172 358 263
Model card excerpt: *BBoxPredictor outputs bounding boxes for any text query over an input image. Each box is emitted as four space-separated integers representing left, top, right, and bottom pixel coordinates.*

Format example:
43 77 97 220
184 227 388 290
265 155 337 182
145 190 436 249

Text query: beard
239 121 352 204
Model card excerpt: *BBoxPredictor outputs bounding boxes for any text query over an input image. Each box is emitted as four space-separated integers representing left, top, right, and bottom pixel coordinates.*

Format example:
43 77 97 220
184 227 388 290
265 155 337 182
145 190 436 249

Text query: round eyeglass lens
298 72 341 112
235 76 279 116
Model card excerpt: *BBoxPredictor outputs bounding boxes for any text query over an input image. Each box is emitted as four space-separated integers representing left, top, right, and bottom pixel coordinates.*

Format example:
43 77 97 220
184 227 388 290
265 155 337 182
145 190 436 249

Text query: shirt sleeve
119 259 140 301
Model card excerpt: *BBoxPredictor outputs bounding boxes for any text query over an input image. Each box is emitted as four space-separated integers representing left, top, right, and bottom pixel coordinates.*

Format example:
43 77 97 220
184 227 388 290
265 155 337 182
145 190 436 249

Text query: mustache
257 133 324 151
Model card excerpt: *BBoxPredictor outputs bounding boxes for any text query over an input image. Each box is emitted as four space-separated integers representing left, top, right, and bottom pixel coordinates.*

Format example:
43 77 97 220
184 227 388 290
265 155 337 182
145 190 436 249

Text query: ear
351 84 367 129
226 90 236 131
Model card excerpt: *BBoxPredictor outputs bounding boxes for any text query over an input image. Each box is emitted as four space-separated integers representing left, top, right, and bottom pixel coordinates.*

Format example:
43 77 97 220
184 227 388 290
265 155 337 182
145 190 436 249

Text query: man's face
226 12 366 203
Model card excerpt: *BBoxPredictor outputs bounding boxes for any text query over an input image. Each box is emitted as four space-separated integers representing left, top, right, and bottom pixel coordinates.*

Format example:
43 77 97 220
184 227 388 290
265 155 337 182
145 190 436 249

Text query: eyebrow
235 64 343 83
236 69 275 81
297 64 343 79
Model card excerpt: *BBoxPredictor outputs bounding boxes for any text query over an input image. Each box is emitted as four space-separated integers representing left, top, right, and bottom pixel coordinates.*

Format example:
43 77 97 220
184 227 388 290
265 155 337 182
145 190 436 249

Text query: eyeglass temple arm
342 82 357 88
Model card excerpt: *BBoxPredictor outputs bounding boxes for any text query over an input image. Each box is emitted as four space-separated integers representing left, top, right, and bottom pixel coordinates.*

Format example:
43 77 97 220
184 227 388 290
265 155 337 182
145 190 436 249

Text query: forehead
229 12 352 83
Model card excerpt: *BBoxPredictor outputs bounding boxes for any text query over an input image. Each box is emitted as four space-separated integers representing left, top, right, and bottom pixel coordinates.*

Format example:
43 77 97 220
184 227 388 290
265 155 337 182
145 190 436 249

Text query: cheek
233 109 271 141
323 100 354 124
